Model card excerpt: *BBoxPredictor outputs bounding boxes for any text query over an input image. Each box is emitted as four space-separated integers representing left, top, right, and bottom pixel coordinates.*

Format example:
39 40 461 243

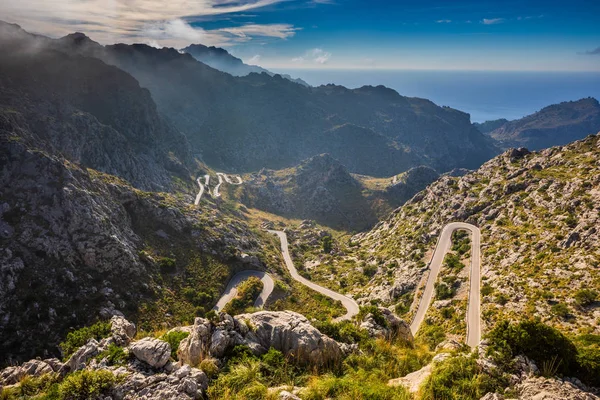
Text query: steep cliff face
485 98 600 150
0 22 192 192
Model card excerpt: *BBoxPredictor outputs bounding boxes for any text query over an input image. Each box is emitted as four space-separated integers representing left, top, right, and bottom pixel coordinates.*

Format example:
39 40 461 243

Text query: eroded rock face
111 315 137 346
130 338 171 368
177 311 345 366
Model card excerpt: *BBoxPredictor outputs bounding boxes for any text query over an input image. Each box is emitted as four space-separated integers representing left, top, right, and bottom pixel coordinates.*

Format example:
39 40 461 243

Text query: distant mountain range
0 21 498 177
475 97 600 150
181 44 310 87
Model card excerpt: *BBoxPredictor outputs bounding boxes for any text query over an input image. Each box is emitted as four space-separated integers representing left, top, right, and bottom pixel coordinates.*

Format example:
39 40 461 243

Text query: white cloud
218 24 299 40
291 48 331 64
248 54 262 64
481 18 505 25
0 0 295 47
436 19 452 23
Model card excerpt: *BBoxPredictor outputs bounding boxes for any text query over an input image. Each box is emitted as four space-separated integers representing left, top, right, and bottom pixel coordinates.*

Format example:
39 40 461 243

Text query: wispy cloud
436 19 452 23
0 0 295 47
481 18 505 25
218 23 299 40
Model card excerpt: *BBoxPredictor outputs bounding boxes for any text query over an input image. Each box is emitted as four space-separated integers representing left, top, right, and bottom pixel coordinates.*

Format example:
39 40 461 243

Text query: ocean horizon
275 69 600 123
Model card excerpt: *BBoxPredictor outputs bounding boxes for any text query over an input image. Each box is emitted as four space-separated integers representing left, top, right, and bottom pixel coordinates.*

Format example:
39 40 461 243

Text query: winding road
194 175 210 205
409 222 481 348
268 230 360 322
213 270 275 312
213 173 243 198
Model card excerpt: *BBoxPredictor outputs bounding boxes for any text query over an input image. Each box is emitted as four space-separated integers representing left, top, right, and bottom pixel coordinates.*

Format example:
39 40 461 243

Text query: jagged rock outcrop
111 315 137 346
130 338 171 368
178 311 345 366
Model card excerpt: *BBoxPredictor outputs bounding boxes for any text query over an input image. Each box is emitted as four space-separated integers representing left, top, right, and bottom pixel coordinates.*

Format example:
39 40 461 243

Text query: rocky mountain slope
350 133 600 335
482 98 600 150
0 126 276 363
0 22 192 192
182 44 310 87
21 23 500 176
236 154 440 231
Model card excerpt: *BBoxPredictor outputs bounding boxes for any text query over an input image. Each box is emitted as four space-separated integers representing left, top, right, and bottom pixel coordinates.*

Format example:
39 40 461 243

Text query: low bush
161 331 190 360
223 277 263 315
574 289 597 308
58 370 116 400
59 321 112 360
95 344 128 366
420 354 506 400
416 322 446 351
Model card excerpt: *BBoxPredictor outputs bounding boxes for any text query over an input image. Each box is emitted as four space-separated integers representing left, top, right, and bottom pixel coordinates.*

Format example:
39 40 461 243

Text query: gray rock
130 338 171 368
111 315 136 346
65 339 100 371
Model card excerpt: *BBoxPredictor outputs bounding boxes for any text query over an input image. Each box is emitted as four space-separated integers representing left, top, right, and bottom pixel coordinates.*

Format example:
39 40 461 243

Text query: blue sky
2 0 600 71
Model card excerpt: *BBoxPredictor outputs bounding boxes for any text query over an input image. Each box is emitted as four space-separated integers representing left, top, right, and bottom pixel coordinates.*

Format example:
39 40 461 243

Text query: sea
277 69 600 123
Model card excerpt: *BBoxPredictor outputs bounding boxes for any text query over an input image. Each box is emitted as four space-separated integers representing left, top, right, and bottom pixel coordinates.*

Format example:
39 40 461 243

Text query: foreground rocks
178 310 346 366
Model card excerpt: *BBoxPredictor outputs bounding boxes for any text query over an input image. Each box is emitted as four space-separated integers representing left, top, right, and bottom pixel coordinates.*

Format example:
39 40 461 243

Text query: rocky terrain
1 312 597 399
0 128 280 363
238 154 440 231
348 133 600 335
181 44 310 87
482 98 600 150
0 22 192 192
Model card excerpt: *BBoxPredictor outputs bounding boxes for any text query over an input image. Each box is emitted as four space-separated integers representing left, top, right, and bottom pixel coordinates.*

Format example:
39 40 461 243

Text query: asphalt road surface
409 222 481 348
194 175 210 205
268 230 360 322
213 270 275 311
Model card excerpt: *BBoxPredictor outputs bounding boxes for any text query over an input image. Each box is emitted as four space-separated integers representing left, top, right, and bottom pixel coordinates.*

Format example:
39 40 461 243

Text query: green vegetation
416 322 446 351
420 354 506 400
161 331 190 360
322 236 333 254
224 277 264 315
59 321 112 360
58 370 117 400
486 320 600 386
95 344 128 366
574 289 597 307
550 302 570 319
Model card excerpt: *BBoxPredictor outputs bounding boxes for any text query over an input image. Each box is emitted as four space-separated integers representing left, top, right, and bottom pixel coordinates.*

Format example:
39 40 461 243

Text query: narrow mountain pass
268 230 360 322
409 222 482 348
213 270 275 312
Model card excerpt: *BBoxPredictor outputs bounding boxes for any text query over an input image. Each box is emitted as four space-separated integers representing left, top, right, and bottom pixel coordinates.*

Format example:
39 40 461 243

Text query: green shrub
223 277 263 315
322 236 333 253
421 355 506 400
58 370 116 400
95 344 128 366
481 284 493 296
314 320 369 345
417 323 446 351
550 302 570 319
161 331 190 360
574 289 597 308
358 306 388 328
159 257 177 273
363 264 378 278
59 321 112 360
486 320 578 375
573 335 600 387
435 282 455 300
